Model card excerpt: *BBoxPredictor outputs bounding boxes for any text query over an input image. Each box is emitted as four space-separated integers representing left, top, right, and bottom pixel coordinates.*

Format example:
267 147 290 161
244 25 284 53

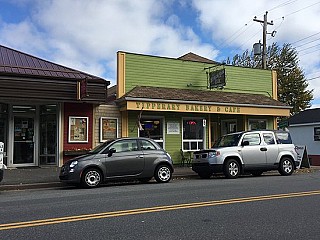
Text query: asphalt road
1 171 320 240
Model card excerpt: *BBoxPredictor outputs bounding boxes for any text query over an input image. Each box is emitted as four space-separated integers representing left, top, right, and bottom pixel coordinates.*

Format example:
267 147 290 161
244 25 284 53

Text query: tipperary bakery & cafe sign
123 101 289 116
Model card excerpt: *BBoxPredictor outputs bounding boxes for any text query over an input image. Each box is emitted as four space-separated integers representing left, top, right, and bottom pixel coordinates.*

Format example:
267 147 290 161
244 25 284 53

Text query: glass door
13 116 35 165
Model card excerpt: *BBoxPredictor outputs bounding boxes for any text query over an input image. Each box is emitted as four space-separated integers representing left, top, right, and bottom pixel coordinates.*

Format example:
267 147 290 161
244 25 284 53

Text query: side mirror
108 148 116 157
241 141 249 146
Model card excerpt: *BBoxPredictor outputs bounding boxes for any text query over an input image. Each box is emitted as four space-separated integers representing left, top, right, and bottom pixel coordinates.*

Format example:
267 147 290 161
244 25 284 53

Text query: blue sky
0 0 319 108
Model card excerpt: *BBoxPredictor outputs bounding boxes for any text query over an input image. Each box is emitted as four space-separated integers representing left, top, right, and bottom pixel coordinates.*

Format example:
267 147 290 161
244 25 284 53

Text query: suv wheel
278 157 294 176
81 168 102 188
154 165 172 183
224 159 240 179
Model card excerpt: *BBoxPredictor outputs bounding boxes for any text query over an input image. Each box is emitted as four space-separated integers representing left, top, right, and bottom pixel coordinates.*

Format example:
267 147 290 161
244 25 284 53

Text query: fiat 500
60 137 174 188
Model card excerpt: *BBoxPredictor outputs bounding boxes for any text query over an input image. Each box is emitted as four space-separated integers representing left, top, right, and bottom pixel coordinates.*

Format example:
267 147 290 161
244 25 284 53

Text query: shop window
182 118 203 151
249 119 267 130
139 118 163 148
0 103 8 165
221 120 237 135
314 127 320 141
40 105 57 165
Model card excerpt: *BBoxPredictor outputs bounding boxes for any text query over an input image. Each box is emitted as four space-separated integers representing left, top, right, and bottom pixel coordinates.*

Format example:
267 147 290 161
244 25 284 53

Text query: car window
275 132 292 144
214 133 242 147
140 139 157 150
242 133 261 146
263 133 275 145
109 139 139 153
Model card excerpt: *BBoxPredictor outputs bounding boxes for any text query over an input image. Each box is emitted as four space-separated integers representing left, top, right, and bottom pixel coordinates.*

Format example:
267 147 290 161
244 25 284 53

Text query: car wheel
138 177 152 183
278 157 294 176
198 172 212 179
223 159 240 179
81 168 102 188
154 165 172 183
251 170 263 177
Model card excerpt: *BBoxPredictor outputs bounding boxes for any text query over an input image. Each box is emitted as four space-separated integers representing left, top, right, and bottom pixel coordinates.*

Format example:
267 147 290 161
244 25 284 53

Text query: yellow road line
1 190 320 231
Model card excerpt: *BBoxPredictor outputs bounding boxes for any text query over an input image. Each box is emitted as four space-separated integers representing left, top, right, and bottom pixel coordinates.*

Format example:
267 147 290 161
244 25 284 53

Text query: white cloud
0 0 319 103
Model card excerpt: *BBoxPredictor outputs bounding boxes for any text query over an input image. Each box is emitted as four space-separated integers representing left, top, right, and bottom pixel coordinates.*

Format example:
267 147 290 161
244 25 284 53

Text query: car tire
154 165 172 183
223 159 240 179
198 172 212 179
81 168 103 188
278 157 294 176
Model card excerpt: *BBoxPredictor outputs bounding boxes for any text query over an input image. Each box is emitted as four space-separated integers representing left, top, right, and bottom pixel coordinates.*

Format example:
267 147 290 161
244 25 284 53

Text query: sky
0 0 319 108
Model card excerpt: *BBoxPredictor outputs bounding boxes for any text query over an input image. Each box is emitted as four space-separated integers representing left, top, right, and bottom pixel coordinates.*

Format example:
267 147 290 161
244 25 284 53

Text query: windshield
213 133 242 147
89 139 115 154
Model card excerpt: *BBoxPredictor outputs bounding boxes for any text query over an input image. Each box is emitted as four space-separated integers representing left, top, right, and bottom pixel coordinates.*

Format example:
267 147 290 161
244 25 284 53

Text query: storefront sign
133 101 241 114
167 122 180 134
68 117 88 143
100 118 118 142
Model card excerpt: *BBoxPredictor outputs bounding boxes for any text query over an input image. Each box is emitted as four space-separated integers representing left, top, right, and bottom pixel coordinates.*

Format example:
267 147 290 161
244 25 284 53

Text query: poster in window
167 122 180 134
68 117 88 143
100 118 118 142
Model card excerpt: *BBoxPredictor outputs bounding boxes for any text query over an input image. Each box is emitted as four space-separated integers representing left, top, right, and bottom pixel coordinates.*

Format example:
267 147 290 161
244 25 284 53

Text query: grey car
59 137 174 188
192 130 299 179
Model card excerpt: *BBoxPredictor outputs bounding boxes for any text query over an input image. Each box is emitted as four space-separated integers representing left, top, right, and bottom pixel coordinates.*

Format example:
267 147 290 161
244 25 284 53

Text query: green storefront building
114 51 291 164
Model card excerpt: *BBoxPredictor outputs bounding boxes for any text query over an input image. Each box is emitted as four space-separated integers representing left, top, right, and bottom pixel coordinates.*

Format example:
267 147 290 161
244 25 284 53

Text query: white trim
289 122 320 127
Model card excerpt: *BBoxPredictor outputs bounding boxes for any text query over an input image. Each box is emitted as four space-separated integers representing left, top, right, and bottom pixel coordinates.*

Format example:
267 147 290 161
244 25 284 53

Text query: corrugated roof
119 86 289 108
178 52 219 64
0 44 108 83
288 108 320 125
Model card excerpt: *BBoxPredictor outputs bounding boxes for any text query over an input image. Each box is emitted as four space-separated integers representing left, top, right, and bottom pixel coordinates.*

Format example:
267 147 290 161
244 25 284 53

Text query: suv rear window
275 132 292 144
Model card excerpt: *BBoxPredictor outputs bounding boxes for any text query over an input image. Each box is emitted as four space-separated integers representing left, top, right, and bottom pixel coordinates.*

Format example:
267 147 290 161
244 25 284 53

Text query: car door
103 139 144 177
139 139 162 169
262 132 279 166
240 132 267 168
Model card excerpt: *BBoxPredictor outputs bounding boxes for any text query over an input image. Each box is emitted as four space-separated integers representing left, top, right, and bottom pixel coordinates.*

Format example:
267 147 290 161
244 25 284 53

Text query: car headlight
208 151 220 158
70 160 78 168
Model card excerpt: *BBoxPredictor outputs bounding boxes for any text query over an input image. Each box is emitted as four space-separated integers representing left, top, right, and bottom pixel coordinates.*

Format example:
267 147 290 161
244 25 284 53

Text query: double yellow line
1 190 320 231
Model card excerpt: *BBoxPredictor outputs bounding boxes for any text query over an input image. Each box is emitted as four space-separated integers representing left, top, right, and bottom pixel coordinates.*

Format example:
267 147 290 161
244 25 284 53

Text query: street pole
253 11 273 69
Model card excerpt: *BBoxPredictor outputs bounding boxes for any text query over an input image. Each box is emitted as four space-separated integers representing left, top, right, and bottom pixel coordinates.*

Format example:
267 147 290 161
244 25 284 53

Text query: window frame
182 117 204 151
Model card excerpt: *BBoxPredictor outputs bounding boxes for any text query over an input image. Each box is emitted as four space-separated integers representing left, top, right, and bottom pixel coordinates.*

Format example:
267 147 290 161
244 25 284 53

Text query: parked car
60 137 174 188
192 130 299 179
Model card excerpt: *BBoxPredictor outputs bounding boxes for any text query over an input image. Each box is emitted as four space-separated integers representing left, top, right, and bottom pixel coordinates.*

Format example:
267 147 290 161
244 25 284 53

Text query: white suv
192 130 298 179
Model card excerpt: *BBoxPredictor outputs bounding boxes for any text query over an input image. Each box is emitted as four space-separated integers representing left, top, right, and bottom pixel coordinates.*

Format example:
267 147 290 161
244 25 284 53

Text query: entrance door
13 116 35 165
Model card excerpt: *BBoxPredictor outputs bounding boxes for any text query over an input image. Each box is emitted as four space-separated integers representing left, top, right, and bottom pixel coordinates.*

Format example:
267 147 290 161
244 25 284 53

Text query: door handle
260 147 267 151
136 155 144 158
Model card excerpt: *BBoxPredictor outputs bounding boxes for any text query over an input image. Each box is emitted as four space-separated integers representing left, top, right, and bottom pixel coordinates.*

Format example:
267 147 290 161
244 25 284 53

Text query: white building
288 108 320 166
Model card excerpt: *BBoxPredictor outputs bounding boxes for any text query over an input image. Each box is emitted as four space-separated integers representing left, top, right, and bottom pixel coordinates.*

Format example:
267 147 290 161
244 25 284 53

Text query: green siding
127 110 209 165
124 52 273 97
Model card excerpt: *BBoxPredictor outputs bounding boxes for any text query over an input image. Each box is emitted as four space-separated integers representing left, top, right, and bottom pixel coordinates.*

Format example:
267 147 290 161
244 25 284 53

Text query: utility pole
253 11 273 69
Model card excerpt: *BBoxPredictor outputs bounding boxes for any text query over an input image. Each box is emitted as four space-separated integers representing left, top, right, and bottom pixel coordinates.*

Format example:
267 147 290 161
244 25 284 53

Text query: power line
291 32 320 45
295 37 320 48
298 43 320 52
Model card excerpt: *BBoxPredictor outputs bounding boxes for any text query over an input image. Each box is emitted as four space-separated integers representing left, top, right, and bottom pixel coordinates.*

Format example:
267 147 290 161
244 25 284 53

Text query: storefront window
249 119 267 130
0 103 8 165
139 118 163 148
182 118 203 151
40 105 57 165
221 120 237 135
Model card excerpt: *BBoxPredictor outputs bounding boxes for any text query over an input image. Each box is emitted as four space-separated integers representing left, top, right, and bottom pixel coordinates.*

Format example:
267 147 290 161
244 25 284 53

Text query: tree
227 43 313 116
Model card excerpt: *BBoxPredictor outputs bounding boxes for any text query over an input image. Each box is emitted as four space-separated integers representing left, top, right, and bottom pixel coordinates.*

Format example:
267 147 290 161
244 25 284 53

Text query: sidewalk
1 165 319 191
0 165 197 191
